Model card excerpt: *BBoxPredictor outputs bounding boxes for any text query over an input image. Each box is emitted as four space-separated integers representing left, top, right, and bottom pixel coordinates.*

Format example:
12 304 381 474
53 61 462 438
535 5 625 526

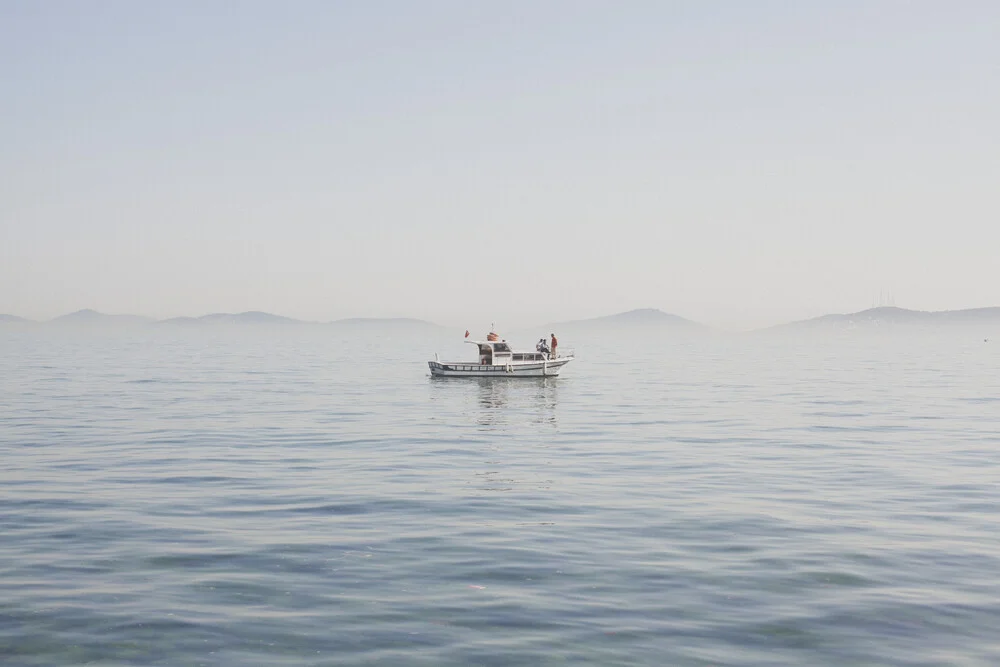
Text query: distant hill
36 309 444 331
775 306 1000 331
0 314 34 326
544 308 704 330
154 313 444 330
154 316 201 325
327 317 446 331
203 311 304 325
158 311 307 326
48 309 152 327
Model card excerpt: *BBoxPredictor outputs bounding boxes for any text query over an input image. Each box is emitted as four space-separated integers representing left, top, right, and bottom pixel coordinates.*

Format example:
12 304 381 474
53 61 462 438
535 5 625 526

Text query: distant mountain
544 308 704 330
775 306 1000 331
158 311 307 326
0 314 34 326
203 311 304 325
154 313 444 329
49 309 152 327
327 317 446 331
154 316 201 325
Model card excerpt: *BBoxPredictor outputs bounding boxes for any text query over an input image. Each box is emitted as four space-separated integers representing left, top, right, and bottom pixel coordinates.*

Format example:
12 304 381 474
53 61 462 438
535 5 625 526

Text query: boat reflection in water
474 376 559 428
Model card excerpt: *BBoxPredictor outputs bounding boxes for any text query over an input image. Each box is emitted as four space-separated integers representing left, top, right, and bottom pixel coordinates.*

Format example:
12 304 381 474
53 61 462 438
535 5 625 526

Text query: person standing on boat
550 333 558 359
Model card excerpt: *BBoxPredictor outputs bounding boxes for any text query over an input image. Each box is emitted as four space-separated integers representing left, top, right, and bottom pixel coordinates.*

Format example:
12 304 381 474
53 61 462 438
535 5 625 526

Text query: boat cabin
468 340 548 365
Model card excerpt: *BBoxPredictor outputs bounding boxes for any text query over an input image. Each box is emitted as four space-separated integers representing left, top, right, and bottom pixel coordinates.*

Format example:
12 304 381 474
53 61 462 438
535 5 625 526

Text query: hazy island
774 306 1000 332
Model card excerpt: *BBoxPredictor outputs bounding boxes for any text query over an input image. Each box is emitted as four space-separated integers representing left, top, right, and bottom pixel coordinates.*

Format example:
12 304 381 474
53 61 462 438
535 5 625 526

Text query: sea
2 325 998 666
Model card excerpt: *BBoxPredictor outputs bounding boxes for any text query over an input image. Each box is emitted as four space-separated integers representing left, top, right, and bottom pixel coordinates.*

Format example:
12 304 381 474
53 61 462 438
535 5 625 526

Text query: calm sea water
2 326 998 666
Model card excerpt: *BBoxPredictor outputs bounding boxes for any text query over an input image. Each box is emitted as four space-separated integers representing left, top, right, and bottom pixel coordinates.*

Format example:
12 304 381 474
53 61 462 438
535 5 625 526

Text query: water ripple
1 329 998 665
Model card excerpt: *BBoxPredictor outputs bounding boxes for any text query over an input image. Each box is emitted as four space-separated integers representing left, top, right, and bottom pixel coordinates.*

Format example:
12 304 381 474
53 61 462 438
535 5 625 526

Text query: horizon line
3 304 1000 334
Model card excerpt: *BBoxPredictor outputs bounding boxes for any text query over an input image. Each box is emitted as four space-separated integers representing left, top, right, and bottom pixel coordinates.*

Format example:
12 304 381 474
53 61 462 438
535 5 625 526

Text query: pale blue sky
2 1 998 328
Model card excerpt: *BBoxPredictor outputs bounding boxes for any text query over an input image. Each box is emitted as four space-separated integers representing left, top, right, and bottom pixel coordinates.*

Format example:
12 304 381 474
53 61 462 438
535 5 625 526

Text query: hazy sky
2 1 998 329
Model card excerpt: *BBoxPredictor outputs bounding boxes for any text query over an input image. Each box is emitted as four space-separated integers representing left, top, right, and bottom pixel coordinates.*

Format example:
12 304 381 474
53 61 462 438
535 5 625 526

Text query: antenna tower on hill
872 290 896 308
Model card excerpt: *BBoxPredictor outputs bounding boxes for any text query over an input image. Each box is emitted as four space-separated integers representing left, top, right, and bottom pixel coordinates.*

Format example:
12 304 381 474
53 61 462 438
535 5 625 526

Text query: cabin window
494 343 511 352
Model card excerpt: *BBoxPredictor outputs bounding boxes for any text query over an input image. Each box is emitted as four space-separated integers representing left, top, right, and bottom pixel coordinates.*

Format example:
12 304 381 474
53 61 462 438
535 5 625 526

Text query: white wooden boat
429 338 573 377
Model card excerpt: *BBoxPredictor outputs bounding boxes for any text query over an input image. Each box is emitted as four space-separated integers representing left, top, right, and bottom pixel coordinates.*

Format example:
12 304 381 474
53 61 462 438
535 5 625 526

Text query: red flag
464 330 470 338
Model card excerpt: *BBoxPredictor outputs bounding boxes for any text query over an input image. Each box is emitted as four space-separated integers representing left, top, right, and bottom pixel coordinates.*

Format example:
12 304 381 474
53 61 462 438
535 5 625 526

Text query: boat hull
428 357 572 377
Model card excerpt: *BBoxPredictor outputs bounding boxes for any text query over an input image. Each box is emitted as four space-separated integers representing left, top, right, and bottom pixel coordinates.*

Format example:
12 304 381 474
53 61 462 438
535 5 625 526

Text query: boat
428 335 573 377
